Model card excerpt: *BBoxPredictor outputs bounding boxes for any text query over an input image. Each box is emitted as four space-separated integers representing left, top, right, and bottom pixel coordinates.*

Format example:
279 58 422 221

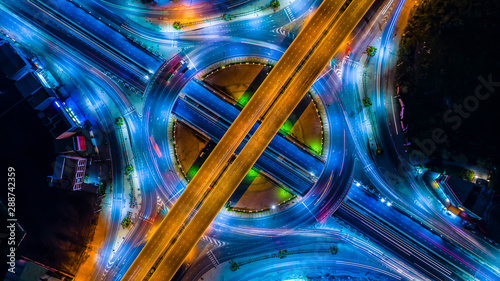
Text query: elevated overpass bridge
121 0 374 279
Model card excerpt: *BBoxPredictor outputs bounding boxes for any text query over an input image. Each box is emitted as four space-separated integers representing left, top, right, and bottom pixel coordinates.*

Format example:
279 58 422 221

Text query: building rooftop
53 135 94 156
4 259 64 281
469 188 493 217
0 41 31 80
436 174 492 220
28 87 56 111
443 175 475 206
38 102 79 139
15 72 42 98
52 155 87 191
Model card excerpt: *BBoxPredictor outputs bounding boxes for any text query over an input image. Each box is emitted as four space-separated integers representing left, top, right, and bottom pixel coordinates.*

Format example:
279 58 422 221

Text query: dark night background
396 0 500 241
397 0 500 186
0 74 97 276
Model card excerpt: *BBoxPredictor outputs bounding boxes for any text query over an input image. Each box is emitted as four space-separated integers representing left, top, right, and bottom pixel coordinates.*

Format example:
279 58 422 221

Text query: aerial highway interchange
0 0 499 280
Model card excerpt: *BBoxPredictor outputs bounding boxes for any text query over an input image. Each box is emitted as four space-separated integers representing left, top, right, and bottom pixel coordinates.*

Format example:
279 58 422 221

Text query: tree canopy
397 0 500 188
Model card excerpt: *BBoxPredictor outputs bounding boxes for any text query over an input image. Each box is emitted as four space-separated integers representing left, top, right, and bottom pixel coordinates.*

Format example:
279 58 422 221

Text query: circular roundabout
145 42 353 234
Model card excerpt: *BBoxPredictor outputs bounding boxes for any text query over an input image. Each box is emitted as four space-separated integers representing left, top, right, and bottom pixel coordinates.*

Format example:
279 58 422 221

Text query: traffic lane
182 0 347 187
108 106 157 276
335 203 455 281
119 171 212 281
100 55 187 281
13 0 154 78
346 186 494 281
177 239 338 281
119 0 316 41
40 0 162 69
102 0 247 19
74 0 127 26
91 74 158 281
3 3 147 281
173 94 317 183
